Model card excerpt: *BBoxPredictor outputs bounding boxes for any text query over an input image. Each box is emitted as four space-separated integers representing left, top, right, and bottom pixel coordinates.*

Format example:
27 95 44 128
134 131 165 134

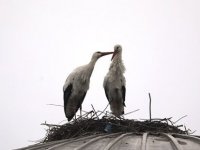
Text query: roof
16 132 200 150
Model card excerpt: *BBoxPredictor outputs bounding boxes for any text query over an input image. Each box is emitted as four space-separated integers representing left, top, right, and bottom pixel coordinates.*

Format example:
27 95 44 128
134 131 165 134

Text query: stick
97 103 109 118
47 104 63 107
91 104 99 120
148 93 152 122
41 122 62 127
174 115 187 124
123 109 140 116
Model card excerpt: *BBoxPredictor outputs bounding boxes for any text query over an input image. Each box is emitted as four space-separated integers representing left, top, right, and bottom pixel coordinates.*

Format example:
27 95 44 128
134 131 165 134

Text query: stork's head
92 51 113 60
111 44 122 60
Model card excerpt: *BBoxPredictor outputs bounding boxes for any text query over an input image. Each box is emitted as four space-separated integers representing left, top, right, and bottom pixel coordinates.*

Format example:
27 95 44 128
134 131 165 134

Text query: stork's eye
97 51 101 53
115 46 120 51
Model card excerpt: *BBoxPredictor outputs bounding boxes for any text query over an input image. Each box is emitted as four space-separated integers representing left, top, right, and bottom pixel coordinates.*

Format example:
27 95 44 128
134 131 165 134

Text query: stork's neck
86 57 99 76
109 54 125 74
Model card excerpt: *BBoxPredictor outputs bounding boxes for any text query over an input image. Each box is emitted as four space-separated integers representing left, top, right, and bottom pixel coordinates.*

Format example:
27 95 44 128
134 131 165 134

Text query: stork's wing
76 92 87 112
63 84 73 117
104 85 109 102
67 91 86 121
103 78 110 103
122 85 126 106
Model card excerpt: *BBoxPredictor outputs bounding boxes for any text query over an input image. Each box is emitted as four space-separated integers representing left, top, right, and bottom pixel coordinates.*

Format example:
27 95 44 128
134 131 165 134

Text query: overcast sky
1 0 200 149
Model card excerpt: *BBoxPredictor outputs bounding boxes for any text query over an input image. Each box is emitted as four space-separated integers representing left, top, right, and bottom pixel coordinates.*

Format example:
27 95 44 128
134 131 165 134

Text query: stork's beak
100 51 113 57
111 51 117 61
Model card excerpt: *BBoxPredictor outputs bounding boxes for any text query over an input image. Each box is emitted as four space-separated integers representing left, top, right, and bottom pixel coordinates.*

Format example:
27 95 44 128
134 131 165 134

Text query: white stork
103 44 126 117
63 51 113 121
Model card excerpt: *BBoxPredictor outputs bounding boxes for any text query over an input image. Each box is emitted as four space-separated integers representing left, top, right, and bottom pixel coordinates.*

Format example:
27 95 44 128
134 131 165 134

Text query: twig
148 93 152 122
47 104 63 107
41 122 62 127
58 120 68 125
140 117 173 125
189 130 196 135
97 103 109 118
84 111 94 119
76 111 88 120
174 115 187 124
123 109 140 116
184 125 188 134
166 117 174 125
91 104 99 120
176 125 183 128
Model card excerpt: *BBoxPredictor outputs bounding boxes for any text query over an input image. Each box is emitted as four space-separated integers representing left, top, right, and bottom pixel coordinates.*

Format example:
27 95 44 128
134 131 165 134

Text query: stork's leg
80 105 82 118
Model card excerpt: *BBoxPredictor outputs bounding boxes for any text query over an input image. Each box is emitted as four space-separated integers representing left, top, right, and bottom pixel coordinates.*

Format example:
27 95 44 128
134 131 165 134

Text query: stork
63 51 113 121
103 44 126 118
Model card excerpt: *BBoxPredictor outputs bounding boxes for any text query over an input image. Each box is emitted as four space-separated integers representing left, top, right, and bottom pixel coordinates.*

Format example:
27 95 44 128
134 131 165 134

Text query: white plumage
63 51 113 121
103 45 126 117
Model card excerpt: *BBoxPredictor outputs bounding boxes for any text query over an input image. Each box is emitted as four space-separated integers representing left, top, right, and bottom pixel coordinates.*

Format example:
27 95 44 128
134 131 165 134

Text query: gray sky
1 0 200 149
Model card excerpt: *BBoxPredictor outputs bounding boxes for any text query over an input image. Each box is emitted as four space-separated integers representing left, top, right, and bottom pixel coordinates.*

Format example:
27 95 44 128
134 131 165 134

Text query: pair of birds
63 44 126 121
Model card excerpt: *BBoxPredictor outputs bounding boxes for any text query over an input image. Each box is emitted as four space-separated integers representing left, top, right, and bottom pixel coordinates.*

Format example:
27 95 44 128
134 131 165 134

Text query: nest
42 109 190 143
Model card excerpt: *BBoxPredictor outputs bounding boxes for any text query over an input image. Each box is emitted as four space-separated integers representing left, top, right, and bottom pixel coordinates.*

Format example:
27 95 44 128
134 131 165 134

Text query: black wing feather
122 86 126 106
76 92 87 112
67 92 87 121
63 84 73 117
104 83 110 103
